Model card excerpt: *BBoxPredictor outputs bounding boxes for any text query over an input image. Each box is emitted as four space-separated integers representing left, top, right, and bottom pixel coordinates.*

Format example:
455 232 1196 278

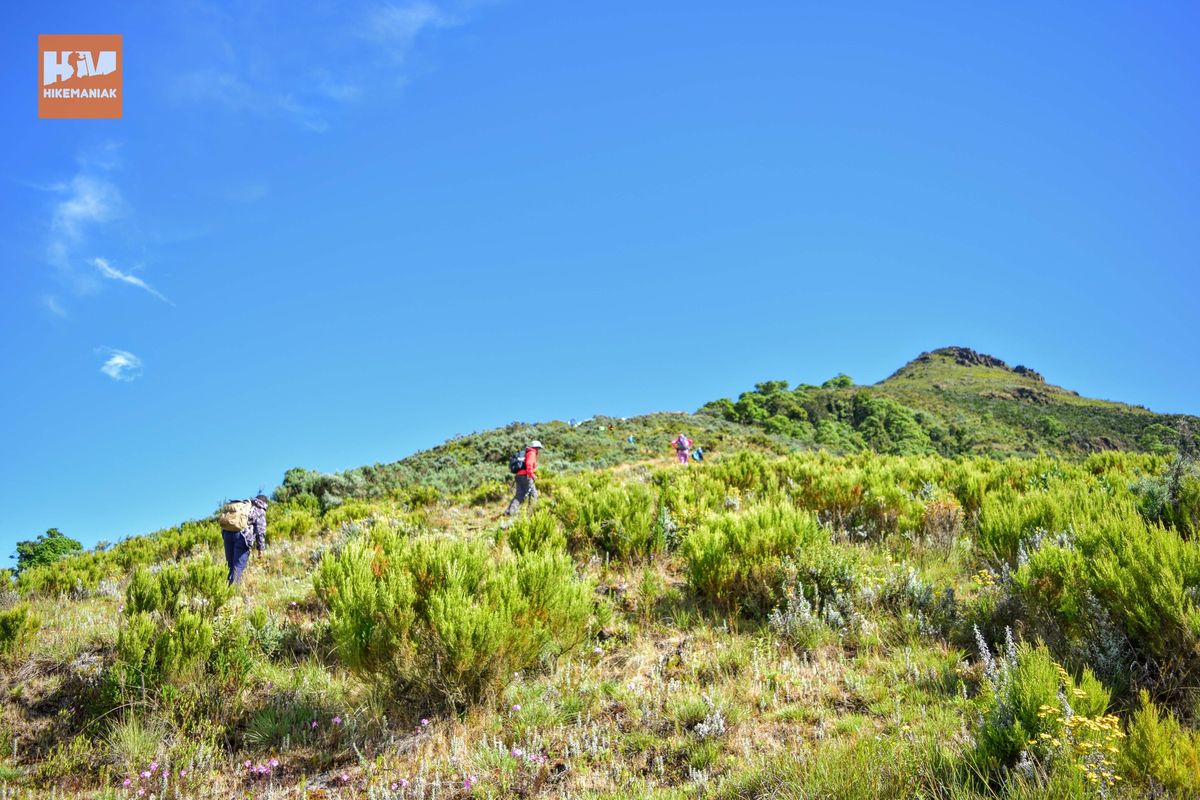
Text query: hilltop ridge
882 346 1048 385
702 346 1196 457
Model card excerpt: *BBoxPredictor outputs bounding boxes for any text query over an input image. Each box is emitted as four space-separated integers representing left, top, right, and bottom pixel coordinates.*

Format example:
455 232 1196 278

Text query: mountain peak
884 346 1045 384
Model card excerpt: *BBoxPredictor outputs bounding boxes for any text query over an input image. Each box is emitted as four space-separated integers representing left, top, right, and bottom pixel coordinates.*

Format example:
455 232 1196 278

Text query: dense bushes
17 520 224 597
0 605 39 656
552 477 663 560
276 413 784 505
970 633 1112 783
109 560 233 692
314 524 594 708
1121 691 1200 796
499 511 566 555
681 503 855 619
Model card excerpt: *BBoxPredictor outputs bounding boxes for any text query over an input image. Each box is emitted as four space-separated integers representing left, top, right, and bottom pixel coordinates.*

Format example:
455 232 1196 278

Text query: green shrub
270 507 320 540
0 605 39 655
322 501 376 529
1010 503 1200 706
109 560 233 693
681 503 854 618
501 512 566 555
552 478 662 560
125 561 232 617
1120 690 1200 796
314 528 593 708
970 632 1111 784
115 609 214 687
463 480 508 507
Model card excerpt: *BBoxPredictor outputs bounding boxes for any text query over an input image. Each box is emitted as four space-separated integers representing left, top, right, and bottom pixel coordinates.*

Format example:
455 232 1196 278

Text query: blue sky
2 2 1197 555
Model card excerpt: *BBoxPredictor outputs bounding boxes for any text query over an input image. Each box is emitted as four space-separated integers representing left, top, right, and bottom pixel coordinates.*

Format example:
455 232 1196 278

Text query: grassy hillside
2 352 1199 799
701 347 1197 457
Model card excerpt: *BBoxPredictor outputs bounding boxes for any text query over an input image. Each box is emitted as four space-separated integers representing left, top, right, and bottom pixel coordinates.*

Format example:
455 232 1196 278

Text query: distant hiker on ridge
505 440 542 516
672 432 692 465
218 494 269 585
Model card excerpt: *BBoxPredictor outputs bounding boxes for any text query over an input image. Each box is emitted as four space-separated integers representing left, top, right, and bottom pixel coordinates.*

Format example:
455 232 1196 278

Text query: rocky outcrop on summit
1012 365 1045 382
892 347 1048 383
933 346 1010 370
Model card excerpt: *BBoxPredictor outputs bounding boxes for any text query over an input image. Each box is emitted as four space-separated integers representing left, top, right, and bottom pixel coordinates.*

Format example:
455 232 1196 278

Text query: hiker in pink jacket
672 433 692 465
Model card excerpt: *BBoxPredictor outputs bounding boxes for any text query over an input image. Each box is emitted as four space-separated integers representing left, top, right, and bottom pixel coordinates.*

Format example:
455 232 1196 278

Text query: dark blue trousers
223 530 251 585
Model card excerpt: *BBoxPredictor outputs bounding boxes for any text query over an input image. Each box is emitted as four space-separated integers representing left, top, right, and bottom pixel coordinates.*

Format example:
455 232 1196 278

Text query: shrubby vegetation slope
2 349 1199 799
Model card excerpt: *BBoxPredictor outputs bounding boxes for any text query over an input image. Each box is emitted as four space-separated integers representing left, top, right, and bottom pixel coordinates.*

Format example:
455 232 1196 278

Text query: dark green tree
12 528 82 573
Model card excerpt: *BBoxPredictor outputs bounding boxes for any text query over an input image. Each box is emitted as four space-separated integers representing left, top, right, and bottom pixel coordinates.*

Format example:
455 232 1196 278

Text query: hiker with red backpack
505 440 543 516
218 494 269 585
672 433 692 465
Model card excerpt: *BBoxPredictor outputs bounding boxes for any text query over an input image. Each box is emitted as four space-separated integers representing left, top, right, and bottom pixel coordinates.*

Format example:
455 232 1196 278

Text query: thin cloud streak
92 257 174 305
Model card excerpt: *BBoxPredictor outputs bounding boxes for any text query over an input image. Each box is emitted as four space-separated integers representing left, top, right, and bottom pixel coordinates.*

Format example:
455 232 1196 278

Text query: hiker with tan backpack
218 494 269 585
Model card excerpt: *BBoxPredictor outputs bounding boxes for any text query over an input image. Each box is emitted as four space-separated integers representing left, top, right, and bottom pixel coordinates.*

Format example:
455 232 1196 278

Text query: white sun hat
529 440 543 449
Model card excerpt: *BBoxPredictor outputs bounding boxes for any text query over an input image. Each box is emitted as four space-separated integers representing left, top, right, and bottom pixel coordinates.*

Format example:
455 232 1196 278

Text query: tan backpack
218 499 253 532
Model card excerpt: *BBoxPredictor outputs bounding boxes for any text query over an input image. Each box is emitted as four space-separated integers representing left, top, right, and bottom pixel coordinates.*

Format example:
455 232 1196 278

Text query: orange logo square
39 34 123 119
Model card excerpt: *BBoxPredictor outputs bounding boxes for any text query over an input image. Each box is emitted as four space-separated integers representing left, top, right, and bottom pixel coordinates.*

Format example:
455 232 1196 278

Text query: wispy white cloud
174 68 334 132
92 257 174 305
97 348 143 382
362 1 454 59
174 68 259 113
275 94 331 132
50 174 122 249
37 152 171 311
170 1 477 131
42 294 68 317
311 69 363 103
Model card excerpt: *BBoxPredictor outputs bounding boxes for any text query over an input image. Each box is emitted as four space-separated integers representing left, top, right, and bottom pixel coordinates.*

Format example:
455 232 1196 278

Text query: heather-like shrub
269 507 320 540
922 497 963 549
125 561 232 617
110 560 233 692
970 631 1112 785
0 604 39 656
1120 690 1200 796
1011 505 1200 707
552 478 661 560
977 480 1120 564
314 529 592 708
500 512 566 555
321 501 376 529
115 609 215 686
17 520 222 597
682 503 855 618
